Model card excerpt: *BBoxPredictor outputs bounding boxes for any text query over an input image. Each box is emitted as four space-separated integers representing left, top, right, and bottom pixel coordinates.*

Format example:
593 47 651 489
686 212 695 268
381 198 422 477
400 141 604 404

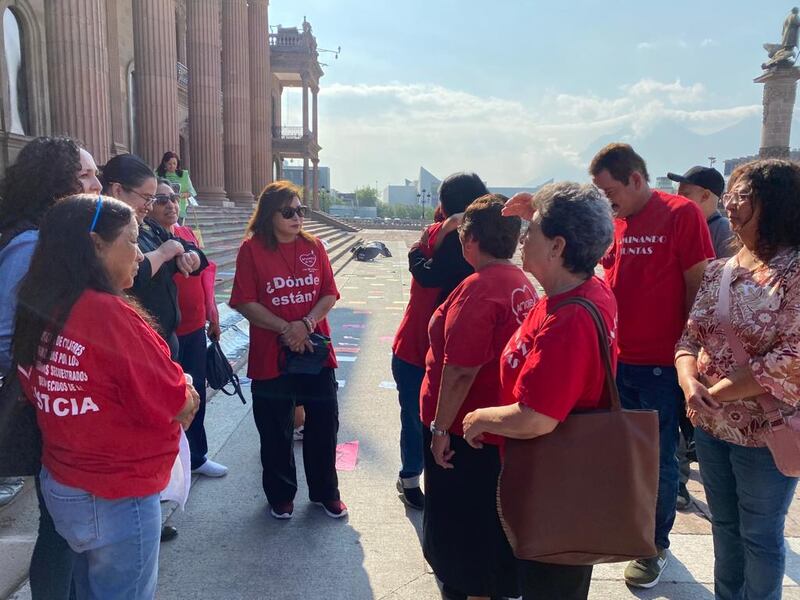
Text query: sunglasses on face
154 193 180 206
280 205 308 219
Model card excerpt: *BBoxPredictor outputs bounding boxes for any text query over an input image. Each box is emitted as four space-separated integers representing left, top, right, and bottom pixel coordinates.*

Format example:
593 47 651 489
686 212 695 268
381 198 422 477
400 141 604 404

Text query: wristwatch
430 423 448 437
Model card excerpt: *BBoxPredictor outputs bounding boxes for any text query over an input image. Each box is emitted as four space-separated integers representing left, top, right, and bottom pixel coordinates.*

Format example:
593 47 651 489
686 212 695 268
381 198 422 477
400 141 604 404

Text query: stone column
105 0 127 155
249 0 271 196
312 86 319 142
222 0 253 205
302 74 310 135
132 0 179 168
312 158 319 211
176 2 187 65
755 67 800 159
45 0 112 164
303 156 310 205
186 0 227 203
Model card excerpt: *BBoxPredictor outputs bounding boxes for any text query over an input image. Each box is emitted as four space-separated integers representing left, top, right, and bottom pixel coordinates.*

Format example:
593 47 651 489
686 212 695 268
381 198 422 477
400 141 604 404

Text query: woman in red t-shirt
149 179 226 478
13 195 199 600
420 195 537 600
391 172 489 510
462 183 617 600
229 181 346 520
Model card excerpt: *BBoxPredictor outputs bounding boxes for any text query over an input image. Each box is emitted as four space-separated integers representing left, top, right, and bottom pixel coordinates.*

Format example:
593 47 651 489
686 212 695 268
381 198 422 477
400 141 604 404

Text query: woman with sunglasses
149 179 227 478
14 195 199 600
230 181 346 520
676 159 800 599
101 154 207 359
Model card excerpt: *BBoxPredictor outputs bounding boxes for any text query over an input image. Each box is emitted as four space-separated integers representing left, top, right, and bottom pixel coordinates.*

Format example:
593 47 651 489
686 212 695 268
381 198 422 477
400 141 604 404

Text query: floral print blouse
676 248 800 447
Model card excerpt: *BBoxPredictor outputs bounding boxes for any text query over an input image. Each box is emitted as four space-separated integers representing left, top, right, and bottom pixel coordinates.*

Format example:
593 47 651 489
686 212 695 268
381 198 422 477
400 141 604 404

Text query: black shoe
160 525 178 542
396 479 424 510
676 483 691 511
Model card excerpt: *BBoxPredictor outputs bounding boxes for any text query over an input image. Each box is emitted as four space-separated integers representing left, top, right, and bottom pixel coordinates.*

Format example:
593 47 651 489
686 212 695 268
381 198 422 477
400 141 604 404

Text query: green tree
354 185 379 207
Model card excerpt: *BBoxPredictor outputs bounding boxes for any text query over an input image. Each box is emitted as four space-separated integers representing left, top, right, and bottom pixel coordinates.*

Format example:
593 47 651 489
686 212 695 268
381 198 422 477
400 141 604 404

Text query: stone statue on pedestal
763 7 800 70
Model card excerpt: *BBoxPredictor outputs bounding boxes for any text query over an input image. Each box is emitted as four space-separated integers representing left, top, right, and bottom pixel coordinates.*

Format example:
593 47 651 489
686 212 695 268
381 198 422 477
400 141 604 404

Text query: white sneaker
192 459 228 478
0 477 24 507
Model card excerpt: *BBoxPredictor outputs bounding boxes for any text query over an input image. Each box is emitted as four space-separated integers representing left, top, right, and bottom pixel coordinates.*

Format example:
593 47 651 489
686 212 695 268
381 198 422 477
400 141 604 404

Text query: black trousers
251 368 339 505
518 560 593 600
178 327 208 470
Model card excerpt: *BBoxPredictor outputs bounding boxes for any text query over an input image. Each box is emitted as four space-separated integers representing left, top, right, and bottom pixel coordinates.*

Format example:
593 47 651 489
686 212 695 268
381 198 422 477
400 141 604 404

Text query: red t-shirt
229 235 339 380
393 222 444 367
17 290 187 499
420 263 538 444
500 276 618 421
601 190 714 365
173 225 206 336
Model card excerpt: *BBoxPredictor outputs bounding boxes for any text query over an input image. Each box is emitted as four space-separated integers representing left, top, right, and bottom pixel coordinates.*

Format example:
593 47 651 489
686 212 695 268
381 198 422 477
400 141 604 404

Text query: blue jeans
178 327 208 470
616 362 681 550
39 466 161 600
391 354 425 482
695 428 798 600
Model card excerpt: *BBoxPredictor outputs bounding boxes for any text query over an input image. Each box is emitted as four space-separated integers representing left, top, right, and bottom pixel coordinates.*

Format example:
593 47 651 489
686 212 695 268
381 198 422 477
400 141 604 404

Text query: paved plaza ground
2 230 800 599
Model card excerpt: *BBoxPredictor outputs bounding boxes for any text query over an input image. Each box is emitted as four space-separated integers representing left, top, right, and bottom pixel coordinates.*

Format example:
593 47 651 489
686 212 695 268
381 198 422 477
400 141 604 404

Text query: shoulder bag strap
551 296 621 412
715 256 783 416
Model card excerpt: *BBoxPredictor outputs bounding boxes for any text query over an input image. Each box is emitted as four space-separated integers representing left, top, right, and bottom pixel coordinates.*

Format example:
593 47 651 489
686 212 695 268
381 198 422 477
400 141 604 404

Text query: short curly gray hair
532 182 614 275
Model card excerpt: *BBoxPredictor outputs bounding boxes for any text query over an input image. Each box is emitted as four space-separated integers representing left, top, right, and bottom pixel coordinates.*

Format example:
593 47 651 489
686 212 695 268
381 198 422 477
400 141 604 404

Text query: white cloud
317 79 759 191
701 38 719 47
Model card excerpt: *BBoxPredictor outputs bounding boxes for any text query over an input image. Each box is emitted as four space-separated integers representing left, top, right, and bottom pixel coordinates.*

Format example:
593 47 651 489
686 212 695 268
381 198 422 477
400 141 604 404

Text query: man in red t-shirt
590 143 714 589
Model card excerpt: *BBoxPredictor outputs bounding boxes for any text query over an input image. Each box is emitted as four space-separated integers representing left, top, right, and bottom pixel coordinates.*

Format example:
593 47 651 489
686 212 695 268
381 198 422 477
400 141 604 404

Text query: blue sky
270 1 798 192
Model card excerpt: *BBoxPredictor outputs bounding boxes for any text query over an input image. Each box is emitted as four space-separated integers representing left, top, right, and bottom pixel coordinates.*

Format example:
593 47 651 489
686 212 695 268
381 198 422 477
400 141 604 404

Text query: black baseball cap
667 166 725 198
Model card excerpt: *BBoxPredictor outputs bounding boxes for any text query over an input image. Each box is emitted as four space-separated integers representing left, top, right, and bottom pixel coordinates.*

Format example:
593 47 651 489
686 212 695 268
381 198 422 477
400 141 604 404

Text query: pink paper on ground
336 441 359 471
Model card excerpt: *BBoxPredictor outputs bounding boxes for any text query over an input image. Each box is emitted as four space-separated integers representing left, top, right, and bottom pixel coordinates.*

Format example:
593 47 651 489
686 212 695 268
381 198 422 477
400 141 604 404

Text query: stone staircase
186 205 364 303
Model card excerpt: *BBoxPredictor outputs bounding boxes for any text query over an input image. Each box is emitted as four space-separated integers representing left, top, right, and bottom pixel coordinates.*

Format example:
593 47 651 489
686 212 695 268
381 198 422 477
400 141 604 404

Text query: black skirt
422 428 519 598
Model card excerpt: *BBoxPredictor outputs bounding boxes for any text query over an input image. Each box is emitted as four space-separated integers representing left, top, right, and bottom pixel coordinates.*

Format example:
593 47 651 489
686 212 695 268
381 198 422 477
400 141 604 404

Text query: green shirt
160 170 196 217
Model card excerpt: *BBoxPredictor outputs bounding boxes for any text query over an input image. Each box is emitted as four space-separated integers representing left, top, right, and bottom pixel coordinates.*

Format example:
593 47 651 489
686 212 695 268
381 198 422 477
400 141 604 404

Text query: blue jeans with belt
616 362 681 551
695 427 798 600
391 354 425 484
39 466 161 600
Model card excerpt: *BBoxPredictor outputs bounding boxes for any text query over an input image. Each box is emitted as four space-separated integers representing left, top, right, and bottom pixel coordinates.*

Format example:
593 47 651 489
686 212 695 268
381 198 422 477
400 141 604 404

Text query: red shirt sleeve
514 305 598 421
442 283 497 368
674 202 716 269
97 302 186 428
316 239 340 300
229 240 258 306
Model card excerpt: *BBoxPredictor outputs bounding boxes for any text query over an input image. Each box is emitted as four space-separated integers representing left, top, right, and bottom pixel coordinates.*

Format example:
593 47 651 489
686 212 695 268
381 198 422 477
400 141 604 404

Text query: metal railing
272 126 305 140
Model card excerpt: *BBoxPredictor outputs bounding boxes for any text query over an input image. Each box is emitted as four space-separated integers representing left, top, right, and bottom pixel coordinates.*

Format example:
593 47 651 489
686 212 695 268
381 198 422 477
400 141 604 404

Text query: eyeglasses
154 193 180 206
280 205 308 219
125 187 156 206
721 189 752 209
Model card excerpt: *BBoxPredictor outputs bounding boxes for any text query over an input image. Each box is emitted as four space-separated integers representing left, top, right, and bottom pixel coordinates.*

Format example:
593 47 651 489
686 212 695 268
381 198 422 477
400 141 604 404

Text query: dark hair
246 180 315 250
728 159 800 262
101 153 156 194
589 143 650 184
438 172 490 217
0 136 83 229
13 195 135 367
156 151 183 178
460 194 520 259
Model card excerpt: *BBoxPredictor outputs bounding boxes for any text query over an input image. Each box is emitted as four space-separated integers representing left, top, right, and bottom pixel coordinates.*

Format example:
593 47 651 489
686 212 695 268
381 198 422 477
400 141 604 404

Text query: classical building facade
0 0 324 208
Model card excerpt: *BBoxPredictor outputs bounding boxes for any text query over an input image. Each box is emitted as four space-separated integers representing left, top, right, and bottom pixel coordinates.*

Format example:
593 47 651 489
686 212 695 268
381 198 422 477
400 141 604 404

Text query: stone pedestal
755 67 800 159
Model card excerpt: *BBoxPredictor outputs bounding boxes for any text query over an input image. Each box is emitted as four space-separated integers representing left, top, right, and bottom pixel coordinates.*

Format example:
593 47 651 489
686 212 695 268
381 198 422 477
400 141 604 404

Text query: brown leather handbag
497 297 659 565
